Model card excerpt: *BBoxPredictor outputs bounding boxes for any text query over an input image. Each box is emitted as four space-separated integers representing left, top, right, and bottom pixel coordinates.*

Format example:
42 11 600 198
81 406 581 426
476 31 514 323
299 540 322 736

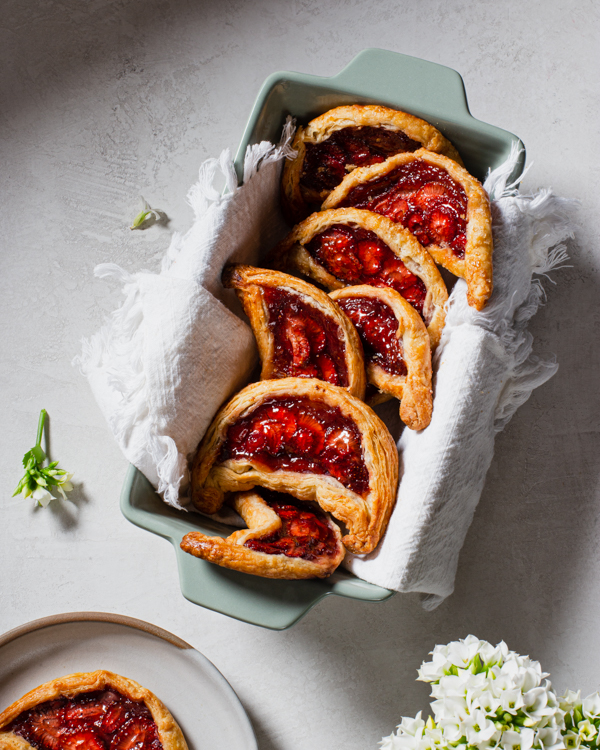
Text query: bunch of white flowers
381 636 600 750
561 691 600 750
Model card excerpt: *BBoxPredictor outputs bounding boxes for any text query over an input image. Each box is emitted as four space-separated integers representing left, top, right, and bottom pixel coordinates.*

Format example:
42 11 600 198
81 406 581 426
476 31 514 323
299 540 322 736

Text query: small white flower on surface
12 410 75 508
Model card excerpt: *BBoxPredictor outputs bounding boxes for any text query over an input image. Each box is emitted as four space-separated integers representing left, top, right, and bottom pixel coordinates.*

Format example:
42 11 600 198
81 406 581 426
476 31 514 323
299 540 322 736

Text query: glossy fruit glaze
300 126 421 197
305 224 427 315
6 688 162 750
244 490 339 560
262 286 349 387
339 160 468 258
219 396 369 496
336 296 407 377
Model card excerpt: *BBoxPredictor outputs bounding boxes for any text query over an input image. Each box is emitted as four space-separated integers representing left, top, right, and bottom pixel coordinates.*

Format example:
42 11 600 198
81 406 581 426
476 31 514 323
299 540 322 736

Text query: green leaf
12 474 27 497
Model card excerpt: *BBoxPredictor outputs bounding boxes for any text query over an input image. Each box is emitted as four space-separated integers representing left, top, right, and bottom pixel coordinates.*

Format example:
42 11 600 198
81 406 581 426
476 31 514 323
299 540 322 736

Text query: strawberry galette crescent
0 671 188 750
330 285 433 432
322 149 493 310
222 264 366 399
281 104 463 223
190 378 399 554
181 489 345 579
270 207 448 349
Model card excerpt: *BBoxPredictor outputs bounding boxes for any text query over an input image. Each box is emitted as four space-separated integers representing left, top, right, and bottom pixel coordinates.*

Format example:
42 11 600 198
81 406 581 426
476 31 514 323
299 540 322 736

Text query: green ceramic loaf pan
121 48 525 631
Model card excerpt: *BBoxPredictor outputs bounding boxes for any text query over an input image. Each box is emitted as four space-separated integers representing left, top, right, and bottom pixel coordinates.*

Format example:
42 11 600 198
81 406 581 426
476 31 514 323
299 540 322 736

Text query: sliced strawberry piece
110 717 155 750
243 427 267 454
261 421 287 455
384 196 410 222
61 730 104 750
342 135 372 165
401 282 427 314
286 412 325 455
258 406 297 440
316 227 363 282
325 426 360 456
406 211 426 235
284 316 311 366
101 704 129 735
302 316 326 353
317 354 340 386
413 182 448 209
428 209 457 244
357 240 384 275
380 259 414 292
63 702 107 726
29 707 64 750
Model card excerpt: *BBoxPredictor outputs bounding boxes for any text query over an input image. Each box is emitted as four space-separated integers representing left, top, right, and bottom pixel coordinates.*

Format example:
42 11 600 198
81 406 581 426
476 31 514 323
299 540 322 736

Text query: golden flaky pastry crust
190 378 398 554
323 149 493 310
0 671 188 750
269 207 448 349
181 490 345 579
330 285 433 431
282 104 463 224
222 264 366 399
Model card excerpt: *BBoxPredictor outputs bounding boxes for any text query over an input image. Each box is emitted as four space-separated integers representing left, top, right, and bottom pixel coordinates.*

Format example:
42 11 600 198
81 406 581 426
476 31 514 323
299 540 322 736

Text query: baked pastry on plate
222 264 366 399
281 104 463 223
322 148 493 310
270 207 447 348
190 377 398 554
181 489 345 579
330 285 433 431
0 671 187 750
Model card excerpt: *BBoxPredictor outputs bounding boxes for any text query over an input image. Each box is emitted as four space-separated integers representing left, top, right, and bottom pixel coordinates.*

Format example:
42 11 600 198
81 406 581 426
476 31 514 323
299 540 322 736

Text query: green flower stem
36 409 47 447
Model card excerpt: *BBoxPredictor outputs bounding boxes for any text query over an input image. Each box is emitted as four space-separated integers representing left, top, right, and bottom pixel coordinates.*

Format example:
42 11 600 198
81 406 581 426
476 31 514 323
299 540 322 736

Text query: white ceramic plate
0 612 257 750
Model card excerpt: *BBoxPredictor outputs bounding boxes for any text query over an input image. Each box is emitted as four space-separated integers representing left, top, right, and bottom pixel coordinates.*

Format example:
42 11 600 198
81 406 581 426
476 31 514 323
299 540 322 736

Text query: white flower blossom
582 695 600 722
32 485 53 508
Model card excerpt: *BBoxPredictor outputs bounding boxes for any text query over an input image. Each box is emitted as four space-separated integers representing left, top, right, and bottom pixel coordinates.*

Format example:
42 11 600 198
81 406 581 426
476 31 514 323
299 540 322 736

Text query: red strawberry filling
219 397 369 496
300 126 421 202
262 286 349 387
244 491 340 560
339 160 468 257
6 690 162 750
305 225 427 315
336 296 407 377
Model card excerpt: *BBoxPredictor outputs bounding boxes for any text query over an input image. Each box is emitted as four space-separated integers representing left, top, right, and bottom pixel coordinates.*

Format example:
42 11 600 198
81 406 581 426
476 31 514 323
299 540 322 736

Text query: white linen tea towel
77 127 576 608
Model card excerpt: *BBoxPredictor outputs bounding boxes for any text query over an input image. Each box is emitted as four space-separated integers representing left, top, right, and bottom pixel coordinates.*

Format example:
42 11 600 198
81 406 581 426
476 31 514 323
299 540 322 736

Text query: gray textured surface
1 1 599 748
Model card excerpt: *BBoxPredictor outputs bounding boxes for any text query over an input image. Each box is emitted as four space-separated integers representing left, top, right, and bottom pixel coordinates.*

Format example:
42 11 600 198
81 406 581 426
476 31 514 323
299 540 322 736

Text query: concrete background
1 1 599 748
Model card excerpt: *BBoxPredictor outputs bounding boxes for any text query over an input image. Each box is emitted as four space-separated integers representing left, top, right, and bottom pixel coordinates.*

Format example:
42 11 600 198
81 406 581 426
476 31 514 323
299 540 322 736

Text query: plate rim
0 611 258 750
0 611 192 651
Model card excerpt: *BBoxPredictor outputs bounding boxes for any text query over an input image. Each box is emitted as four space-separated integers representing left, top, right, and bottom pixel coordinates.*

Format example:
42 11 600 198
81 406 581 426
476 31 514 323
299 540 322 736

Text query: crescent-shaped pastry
282 104 463 223
222 264 366 399
322 148 493 310
190 378 399 554
0 671 188 750
329 286 433 431
270 207 448 349
181 489 345 579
